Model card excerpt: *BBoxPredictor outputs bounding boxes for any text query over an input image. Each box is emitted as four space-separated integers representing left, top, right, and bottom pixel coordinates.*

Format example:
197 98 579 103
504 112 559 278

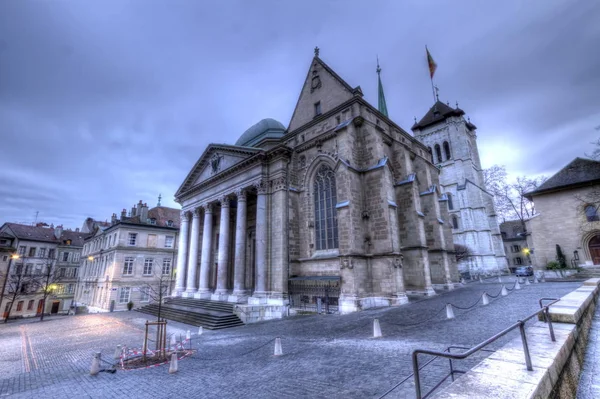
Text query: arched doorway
588 235 600 264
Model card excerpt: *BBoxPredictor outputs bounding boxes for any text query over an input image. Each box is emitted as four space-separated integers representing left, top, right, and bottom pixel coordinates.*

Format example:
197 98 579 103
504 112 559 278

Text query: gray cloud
0 0 599 227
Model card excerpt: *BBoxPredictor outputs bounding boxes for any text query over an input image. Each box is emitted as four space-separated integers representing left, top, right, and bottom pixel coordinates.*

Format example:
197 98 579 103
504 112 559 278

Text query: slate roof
2 223 91 246
412 101 476 131
525 157 600 198
120 206 180 229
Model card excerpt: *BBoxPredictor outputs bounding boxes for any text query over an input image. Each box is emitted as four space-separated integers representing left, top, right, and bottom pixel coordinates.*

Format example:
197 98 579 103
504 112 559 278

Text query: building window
514 257 523 265
25 264 33 275
313 164 339 250
452 215 459 229
72 253 80 263
16 301 24 312
167 220 174 227
443 141 452 160
143 259 153 275
434 144 442 163
314 101 322 116
165 236 174 248
585 205 599 222
38 248 46 258
128 233 137 246
2 255 7 262
27 300 34 310
447 193 454 210
123 257 134 275
48 249 55 259
62 252 69 262
18 246 26 256
119 287 131 304
162 259 172 275
73 268 78 278
511 245 521 253
59 268 66 277
140 287 150 302
29 247 36 257
150 218 156 225
67 284 74 294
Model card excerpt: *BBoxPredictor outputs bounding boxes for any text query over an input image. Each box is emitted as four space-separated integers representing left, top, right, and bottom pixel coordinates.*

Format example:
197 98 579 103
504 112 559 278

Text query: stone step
137 299 244 330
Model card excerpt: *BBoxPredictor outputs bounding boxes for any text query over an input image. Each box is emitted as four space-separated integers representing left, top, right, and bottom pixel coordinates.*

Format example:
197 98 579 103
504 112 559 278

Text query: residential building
0 223 90 320
525 157 600 268
76 201 180 311
173 50 459 323
499 220 529 272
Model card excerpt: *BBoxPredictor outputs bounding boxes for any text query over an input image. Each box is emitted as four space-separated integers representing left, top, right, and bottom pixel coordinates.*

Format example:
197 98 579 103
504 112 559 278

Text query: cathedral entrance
288 276 340 314
589 235 600 264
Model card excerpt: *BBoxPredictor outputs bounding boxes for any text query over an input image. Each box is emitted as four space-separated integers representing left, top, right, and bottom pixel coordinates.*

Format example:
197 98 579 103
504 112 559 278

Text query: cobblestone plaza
0 280 583 398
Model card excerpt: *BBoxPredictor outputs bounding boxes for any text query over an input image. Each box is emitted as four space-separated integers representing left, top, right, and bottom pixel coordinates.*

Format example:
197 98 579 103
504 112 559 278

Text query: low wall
432 278 600 399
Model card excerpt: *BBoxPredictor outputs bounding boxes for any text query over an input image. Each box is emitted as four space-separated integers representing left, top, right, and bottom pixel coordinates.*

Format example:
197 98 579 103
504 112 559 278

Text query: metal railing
411 297 560 399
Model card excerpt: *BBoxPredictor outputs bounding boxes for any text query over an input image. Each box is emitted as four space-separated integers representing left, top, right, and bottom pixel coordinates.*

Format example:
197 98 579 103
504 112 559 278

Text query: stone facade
412 102 507 275
76 201 180 312
499 220 529 272
174 53 459 323
525 158 600 270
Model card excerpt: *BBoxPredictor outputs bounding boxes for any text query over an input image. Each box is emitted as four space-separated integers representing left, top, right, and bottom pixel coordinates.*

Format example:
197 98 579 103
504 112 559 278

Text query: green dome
235 118 286 147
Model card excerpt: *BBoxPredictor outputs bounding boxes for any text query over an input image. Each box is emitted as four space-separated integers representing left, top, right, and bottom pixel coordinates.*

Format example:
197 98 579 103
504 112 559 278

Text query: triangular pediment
288 56 358 132
175 144 261 198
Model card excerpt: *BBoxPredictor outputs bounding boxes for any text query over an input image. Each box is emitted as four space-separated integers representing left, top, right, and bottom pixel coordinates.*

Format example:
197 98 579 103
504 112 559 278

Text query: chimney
137 200 143 216
111 213 117 224
75 228 80 232
121 208 127 219
140 203 149 223
131 204 137 217
54 225 63 239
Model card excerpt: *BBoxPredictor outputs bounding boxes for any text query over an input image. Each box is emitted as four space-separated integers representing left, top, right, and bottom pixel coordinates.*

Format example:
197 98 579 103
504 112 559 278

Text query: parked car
515 266 534 276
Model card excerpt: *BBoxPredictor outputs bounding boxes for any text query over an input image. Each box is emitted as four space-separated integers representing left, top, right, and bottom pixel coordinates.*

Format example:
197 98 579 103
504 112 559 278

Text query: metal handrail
411 298 560 399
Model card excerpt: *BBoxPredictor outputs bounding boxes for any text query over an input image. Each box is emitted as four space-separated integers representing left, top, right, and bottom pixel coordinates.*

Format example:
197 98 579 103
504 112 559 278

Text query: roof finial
314 46 320 57
414 116 417 123
376 55 381 74
434 85 440 101
157 193 162 207
455 101 459 108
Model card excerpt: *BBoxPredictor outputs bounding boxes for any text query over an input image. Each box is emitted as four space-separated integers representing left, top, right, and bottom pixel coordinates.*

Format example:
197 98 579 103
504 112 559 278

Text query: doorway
36 300 44 316
50 301 60 314
589 235 600 264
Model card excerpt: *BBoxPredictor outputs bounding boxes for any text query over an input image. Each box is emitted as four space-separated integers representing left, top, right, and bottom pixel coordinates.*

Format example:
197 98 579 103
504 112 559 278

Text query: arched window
447 193 454 210
434 144 442 163
443 141 451 160
452 215 459 229
314 164 339 250
585 205 599 222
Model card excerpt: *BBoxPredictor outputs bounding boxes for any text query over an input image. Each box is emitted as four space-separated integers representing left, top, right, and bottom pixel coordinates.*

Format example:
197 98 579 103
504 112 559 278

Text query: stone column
185 208 201 294
214 196 231 299
198 204 213 298
174 210 190 295
254 181 268 297
232 189 248 300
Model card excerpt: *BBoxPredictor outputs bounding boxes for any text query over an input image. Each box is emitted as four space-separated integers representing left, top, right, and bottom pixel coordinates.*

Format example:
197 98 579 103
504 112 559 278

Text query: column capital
180 210 191 220
201 203 214 213
234 188 247 201
254 179 268 194
192 207 202 218
219 195 231 208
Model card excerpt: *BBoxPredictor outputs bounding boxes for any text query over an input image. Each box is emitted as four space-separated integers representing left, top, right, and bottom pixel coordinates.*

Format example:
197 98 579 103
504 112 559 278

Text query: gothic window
314 101 322 116
452 215 459 229
434 144 442 163
313 164 338 250
447 193 454 210
443 141 451 160
585 205 599 222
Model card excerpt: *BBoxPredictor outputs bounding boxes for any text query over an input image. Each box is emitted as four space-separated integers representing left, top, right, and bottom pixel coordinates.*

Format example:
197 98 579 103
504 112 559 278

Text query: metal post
412 352 422 399
143 321 149 362
448 348 455 382
545 308 556 342
518 321 533 371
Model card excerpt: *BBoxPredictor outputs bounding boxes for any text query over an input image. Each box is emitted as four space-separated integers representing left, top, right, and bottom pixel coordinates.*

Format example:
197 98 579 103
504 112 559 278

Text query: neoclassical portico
175 180 271 304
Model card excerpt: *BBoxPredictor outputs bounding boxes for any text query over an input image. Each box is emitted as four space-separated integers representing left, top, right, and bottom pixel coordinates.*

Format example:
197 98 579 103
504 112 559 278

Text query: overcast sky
1 0 599 229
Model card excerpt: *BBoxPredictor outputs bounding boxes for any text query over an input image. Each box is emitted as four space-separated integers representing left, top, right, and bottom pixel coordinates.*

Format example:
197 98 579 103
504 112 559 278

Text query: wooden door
589 235 600 265
36 300 43 315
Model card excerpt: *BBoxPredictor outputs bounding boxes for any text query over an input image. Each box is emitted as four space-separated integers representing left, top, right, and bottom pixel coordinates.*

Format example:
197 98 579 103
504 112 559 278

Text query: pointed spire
157 193 162 207
376 56 388 117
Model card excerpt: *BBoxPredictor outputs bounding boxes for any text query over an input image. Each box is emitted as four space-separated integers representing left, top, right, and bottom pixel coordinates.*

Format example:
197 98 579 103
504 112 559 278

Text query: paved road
0 279 582 398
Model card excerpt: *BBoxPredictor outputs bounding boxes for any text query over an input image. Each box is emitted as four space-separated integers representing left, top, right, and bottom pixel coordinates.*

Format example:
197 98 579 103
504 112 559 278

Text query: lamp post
0 254 19 319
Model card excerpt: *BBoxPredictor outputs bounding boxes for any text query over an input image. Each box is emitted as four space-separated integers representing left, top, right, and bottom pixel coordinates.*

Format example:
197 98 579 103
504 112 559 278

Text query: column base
211 293 230 302
392 293 409 305
183 290 197 298
228 293 249 303
248 296 268 305
405 287 437 296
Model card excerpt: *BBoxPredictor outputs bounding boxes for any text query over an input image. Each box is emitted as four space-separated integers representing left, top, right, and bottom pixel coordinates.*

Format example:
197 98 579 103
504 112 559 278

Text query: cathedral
174 49 462 322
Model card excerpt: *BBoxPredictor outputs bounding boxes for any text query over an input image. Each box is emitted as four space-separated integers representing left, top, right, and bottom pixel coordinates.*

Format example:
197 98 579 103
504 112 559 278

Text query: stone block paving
0 279 582 398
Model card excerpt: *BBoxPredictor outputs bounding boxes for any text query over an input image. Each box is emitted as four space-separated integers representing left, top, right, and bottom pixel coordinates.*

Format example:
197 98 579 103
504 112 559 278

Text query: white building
413 101 507 275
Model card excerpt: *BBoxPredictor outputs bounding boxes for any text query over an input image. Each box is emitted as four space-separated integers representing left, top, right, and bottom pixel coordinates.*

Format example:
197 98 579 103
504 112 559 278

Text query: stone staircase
573 266 600 279
136 297 244 330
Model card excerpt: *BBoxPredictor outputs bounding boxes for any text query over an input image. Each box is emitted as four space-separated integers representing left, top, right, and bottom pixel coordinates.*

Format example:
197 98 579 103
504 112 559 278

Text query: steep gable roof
525 157 600 198
1 223 91 246
287 56 362 133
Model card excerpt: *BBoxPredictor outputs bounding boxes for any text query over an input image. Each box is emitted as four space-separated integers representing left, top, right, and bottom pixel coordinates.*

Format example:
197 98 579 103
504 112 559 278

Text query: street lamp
0 254 20 318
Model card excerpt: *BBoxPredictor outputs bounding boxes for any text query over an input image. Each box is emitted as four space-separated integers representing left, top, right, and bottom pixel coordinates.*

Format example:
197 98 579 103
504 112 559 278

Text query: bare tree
140 270 174 322
585 127 600 160
2 260 37 323
453 243 472 264
33 259 64 321
483 164 547 227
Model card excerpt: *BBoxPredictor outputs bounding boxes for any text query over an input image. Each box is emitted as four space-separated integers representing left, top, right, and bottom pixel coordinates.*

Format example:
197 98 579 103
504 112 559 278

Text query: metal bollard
373 319 382 338
482 293 489 306
274 337 283 356
446 304 455 319
90 352 101 376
